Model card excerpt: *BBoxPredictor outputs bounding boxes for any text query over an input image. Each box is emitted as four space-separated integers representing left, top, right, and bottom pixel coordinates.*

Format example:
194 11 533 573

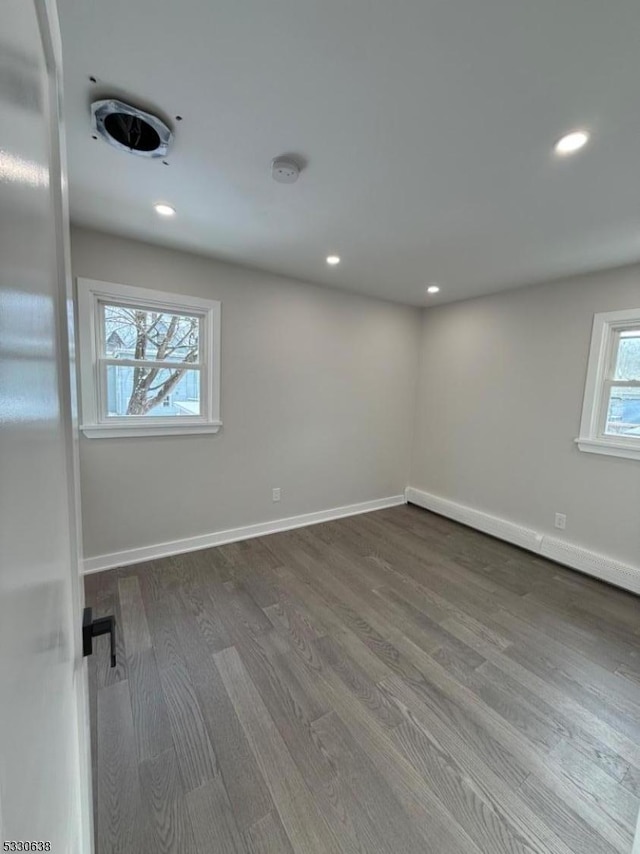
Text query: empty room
2 0 640 852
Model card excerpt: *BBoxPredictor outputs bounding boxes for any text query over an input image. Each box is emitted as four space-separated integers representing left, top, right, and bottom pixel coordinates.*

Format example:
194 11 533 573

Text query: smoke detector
91 99 173 158
271 157 301 184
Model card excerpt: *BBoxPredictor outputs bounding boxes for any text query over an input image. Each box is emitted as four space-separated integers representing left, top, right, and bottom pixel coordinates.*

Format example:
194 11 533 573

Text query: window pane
105 365 201 417
614 330 640 380
604 386 640 437
103 303 200 363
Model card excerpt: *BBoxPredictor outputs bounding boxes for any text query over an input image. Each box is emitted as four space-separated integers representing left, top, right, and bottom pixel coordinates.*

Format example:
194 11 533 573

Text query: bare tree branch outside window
104 305 199 415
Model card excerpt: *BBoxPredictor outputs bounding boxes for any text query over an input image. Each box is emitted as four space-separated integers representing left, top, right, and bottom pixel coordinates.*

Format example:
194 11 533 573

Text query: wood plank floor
85 504 640 854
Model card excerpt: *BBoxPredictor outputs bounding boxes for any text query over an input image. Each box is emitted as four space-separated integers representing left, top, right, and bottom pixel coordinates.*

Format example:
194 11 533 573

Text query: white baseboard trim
82 494 406 574
405 486 640 595
405 487 543 553
539 536 640 595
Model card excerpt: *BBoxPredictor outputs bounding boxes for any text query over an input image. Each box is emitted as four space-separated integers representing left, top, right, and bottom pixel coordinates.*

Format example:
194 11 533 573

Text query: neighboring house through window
77 278 221 438
577 307 640 461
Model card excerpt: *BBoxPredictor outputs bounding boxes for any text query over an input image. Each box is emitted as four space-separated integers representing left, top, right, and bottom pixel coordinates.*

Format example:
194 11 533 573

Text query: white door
0 0 90 851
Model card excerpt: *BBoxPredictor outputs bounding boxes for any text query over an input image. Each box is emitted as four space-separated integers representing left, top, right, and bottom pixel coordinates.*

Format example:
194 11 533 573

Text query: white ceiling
58 0 640 305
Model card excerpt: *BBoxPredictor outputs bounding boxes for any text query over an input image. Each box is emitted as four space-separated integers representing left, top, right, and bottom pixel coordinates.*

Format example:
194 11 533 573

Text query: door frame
35 0 93 849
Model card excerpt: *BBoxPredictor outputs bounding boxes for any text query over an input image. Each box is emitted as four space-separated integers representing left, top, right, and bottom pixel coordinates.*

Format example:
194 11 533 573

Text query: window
78 278 221 438
577 307 640 460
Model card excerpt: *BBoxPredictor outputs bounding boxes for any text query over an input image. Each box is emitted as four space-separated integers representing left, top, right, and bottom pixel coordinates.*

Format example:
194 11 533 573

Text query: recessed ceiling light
554 130 590 156
427 284 440 294
154 203 175 216
326 255 341 265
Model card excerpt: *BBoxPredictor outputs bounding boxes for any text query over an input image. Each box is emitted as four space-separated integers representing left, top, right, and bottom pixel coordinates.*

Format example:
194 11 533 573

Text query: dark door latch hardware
83 607 116 668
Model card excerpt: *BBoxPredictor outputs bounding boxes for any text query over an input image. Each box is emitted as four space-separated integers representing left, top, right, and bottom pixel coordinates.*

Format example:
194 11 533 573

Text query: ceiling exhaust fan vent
91 99 172 158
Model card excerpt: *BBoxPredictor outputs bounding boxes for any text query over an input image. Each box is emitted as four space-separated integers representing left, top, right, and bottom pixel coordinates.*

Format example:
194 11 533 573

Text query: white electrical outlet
272 487 281 502
554 513 567 530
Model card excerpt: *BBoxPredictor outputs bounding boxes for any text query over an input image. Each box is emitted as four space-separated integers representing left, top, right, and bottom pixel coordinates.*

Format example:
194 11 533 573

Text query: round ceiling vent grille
91 99 172 158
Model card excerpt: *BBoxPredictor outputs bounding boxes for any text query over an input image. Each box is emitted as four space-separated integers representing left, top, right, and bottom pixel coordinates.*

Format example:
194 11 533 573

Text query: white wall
410 264 640 569
71 227 421 561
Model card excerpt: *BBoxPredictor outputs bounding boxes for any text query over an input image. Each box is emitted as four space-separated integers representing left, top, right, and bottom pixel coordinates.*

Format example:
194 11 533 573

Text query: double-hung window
577 308 640 460
78 278 221 438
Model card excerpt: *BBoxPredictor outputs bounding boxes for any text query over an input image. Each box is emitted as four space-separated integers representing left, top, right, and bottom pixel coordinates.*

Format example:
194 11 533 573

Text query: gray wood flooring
85 504 640 854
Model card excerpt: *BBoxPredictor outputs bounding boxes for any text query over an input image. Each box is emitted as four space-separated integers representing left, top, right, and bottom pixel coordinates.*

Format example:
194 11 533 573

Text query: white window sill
81 421 222 439
575 436 640 461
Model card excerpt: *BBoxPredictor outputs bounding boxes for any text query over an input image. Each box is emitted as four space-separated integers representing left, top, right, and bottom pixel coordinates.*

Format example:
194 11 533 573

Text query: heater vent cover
91 99 172 158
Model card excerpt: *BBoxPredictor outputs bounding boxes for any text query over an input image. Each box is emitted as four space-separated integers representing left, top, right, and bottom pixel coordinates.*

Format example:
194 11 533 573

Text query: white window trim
576 307 640 461
77 277 221 438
